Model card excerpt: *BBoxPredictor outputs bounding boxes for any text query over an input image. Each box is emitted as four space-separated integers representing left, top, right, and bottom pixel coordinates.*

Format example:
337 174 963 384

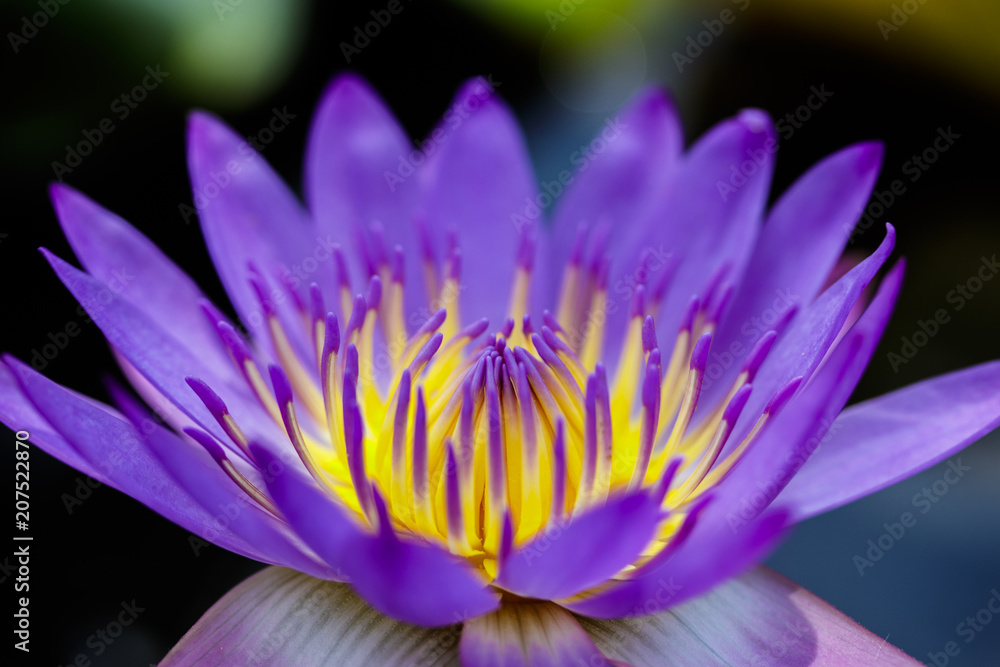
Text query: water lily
3 73 999 666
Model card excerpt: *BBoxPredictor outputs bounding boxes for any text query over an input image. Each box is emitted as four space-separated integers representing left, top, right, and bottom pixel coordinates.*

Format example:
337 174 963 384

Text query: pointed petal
49 184 237 385
776 360 1000 522
726 225 895 453
0 362 112 484
305 74 423 302
496 493 663 601
1 356 271 563
543 87 682 308
579 567 918 666
625 110 776 356
187 111 324 345
41 250 277 456
421 77 537 329
563 511 788 619
252 445 500 626
704 142 884 403
161 566 462 666
461 600 611 667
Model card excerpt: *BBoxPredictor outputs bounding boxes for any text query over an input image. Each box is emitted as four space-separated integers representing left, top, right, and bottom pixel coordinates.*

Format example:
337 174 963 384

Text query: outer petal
579 566 918 666
625 110 776 356
0 361 112 484
49 183 237 385
305 74 423 305
562 511 788 618
421 77 537 330
41 250 279 458
461 600 611 667
703 142 884 403
187 111 323 354
542 87 683 310
775 360 1000 522
161 566 462 666
2 356 268 562
496 492 663 601
725 225 895 454
252 445 500 626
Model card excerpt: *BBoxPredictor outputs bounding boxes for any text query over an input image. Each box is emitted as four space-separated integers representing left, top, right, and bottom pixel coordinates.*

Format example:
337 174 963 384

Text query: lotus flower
4 73 999 666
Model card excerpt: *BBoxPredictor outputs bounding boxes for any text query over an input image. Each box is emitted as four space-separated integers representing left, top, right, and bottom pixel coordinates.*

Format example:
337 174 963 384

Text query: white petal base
578 566 919 666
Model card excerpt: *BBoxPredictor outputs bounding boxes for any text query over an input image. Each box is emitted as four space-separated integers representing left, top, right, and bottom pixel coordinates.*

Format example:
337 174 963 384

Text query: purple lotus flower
4 73 999 665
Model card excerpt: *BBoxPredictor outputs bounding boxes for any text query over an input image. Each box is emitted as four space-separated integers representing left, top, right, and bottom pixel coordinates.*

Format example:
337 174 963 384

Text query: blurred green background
2 0 999 663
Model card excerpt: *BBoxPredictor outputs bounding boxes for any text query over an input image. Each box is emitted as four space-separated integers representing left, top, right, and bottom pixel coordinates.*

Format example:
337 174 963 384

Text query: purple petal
563 511 788 618
2 356 273 563
460 599 611 667
305 73 424 307
579 566 918 665
542 87 683 311
187 111 325 350
252 445 500 626
161 566 462 666
776 359 1000 522
703 142 884 405
625 110 776 357
41 250 280 458
725 224 895 456
421 77 538 331
49 184 238 386
496 492 663 601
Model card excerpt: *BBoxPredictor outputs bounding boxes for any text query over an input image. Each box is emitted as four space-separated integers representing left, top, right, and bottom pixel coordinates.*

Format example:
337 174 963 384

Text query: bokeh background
3 0 1000 663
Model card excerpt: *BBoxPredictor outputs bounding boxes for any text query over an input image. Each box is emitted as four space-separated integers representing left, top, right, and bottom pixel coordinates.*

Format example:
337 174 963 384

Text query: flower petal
251 444 501 626
496 492 663 601
461 599 612 667
160 566 462 666
41 250 280 457
49 183 238 385
628 110 776 355
776 359 1000 522
542 87 682 309
579 566 918 666
187 111 324 351
305 73 424 304
421 77 537 330
563 511 788 619
0 361 112 484
1 356 270 563
703 141 884 404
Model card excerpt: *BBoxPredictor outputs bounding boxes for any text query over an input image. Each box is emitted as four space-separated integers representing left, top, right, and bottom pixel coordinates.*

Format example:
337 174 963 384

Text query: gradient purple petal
49 183 238 386
421 77 538 331
252 445 499 626
703 141 884 406
496 492 663 601
580 566 918 666
776 360 1000 522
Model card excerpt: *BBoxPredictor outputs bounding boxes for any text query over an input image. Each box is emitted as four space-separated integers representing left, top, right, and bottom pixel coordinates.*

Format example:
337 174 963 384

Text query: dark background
2 0 999 664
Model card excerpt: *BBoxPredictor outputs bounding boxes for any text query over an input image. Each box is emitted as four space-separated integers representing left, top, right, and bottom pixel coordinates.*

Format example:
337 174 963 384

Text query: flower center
192 229 791 581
